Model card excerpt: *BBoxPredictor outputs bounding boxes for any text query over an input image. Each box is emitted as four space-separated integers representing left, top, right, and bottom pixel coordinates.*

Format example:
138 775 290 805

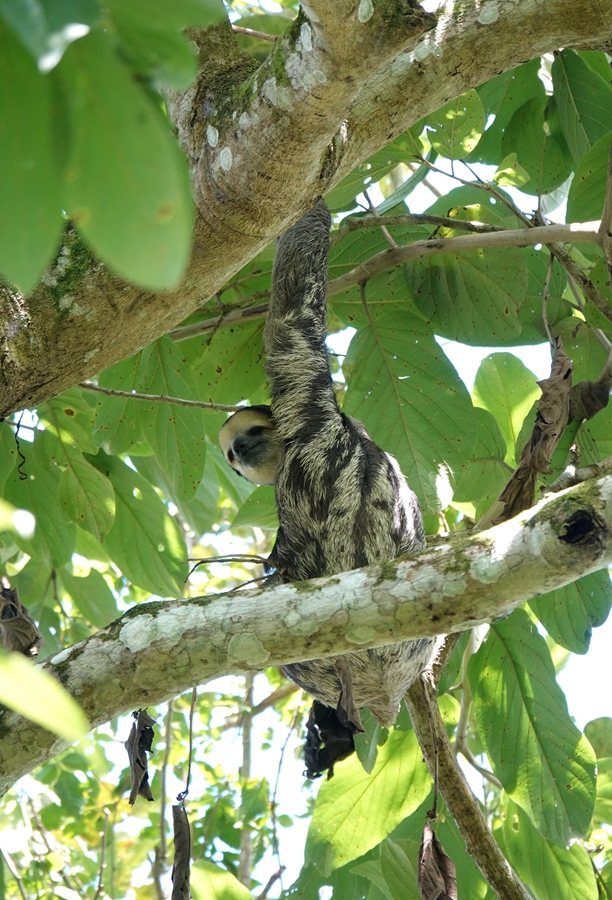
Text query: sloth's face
219 406 280 485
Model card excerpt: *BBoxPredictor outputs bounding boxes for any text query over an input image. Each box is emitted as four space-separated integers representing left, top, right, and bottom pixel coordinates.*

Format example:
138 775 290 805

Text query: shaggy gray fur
265 200 434 727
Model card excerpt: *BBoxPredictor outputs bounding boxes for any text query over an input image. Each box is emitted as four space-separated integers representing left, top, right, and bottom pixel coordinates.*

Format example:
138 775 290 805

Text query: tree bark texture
0 474 611 795
2 0 612 415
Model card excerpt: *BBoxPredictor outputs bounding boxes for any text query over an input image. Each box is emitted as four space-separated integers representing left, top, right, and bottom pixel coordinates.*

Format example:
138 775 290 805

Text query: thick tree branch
2 0 612 416
1 474 611 795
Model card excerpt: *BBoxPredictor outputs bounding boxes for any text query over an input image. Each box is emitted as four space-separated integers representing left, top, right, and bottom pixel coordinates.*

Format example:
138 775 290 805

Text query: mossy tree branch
1 474 611 796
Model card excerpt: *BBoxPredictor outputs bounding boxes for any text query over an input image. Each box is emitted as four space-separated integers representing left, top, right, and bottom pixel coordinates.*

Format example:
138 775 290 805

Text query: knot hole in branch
558 508 608 550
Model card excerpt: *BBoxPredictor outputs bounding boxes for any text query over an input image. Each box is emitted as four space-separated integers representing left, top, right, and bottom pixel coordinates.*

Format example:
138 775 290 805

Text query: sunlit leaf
424 90 485 159
0 651 88 741
0 19 63 292
566 131 612 223
57 30 193 289
191 860 253 900
343 313 476 512
552 49 612 163
305 726 431 874
469 609 596 845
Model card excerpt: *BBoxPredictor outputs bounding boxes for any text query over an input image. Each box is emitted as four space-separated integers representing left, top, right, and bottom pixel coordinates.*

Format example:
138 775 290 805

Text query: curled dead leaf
125 710 156 804
418 823 457 900
0 585 43 658
171 804 191 900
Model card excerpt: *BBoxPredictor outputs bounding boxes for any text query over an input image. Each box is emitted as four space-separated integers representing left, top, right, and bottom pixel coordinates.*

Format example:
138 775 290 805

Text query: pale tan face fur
219 407 280 485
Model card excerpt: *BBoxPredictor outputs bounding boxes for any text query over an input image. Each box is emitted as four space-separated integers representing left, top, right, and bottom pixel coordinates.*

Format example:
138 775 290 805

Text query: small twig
151 700 174 900
363 189 398 248
92 812 110 900
221 683 300 731
177 689 197 804
256 866 286 900
458 744 503 790
270 693 303 890
79 381 240 413
232 24 278 42
330 213 503 247
0 847 27 900
545 453 612 494
541 254 555 345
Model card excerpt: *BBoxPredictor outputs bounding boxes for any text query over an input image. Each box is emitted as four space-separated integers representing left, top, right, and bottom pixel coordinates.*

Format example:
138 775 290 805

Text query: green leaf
136 337 206 502
231 485 278 530
593 757 612 825
472 353 540 465
107 0 226 31
468 609 596 844
88 450 188 597
501 800 598 900
39 387 98 454
452 407 509 502
351 860 394 900
58 448 116 540
93 354 144 453
584 717 612 759
4 441 76 567
552 49 612 163
0 0 101 68
530 569 612 654
379 838 419 900
0 19 63 292
566 131 612 223
187 320 268 406
501 97 572 196
424 90 485 159
343 313 477 512
191 860 253 900
354 707 389 775
59 568 119 629
325 133 422 212
57 29 193 289
0 651 88 741
305 725 431 874
470 59 545 165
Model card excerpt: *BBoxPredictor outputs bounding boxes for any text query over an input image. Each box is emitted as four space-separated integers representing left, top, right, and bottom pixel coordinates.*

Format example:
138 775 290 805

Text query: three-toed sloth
220 200 434 777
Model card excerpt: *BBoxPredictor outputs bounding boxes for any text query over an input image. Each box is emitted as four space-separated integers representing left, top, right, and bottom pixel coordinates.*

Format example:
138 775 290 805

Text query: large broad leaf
59 567 119 630
305 725 431 874
470 59 545 165
379 839 419 900
58 447 116 540
552 49 612 164
88 450 187 597
0 20 63 292
325 132 423 212
106 0 225 90
472 353 540 465
191 860 253 900
4 441 76 567
424 89 485 159
0 0 100 68
593 757 612 826
186 320 268 406
468 609 596 845
566 131 612 224
501 800 598 900
136 337 206 502
57 30 193 289
93 354 144 453
343 313 477 512
501 97 572 196
452 407 510 502
530 569 612 654
231 485 278 530
0 651 88 741
584 717 612 759
39 388 98 454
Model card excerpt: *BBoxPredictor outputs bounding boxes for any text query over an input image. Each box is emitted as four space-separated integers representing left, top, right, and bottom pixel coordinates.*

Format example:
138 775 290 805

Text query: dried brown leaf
569 379 610 421
125 710 156 804
0 586 43 658
171 804 191 900
418 823 457 900
494 337 572 524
